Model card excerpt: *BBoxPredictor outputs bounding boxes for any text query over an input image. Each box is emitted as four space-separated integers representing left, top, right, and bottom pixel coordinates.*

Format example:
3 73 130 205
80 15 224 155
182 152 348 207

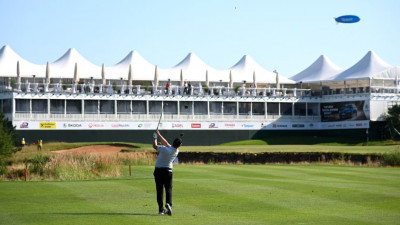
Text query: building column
207 101 210 119
292 102 295 117
29 99 32 119
114 99 117 119
81 99 84 119
236 101 239 119
278 102 281 116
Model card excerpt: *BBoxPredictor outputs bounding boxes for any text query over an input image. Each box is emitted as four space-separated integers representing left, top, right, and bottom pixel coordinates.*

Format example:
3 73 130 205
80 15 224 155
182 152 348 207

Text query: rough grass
3 141 399 181
3 144 156 181
0 165 399 225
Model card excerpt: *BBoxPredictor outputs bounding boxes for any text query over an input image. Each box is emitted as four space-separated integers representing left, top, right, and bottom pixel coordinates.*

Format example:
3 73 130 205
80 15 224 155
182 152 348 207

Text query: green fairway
1 165 399 225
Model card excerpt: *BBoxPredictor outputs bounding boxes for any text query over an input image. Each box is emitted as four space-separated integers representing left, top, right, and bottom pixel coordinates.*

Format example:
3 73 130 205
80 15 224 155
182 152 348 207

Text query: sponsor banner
321 101 369 122
320 120 369 129
13 120 369 130
40 122 56 129
261 122 320 130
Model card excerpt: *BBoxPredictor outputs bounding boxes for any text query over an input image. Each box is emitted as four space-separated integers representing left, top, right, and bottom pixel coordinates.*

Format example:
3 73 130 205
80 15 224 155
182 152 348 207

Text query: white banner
14 120 370 130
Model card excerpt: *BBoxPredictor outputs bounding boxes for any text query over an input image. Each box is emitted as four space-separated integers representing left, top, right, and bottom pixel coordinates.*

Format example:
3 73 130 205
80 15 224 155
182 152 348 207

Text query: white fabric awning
331 51 392 81
290 55 343 83
50 48 102 80
0 45 45 77
158 53 225 82
226 55 295 84
106 50 155 81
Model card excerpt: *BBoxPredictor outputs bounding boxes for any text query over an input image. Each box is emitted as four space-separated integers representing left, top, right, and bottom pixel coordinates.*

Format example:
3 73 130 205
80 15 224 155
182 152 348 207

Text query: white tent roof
228 55 295 84
332 51 392 81
50 48 102 79
106 50 155 81
369 66 400 80
0 45 45 77
289 55 343 83
159 53 224 82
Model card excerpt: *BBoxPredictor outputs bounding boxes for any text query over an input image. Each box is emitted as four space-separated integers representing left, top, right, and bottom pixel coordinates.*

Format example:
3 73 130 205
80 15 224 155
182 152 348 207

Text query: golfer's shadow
49 212 158 217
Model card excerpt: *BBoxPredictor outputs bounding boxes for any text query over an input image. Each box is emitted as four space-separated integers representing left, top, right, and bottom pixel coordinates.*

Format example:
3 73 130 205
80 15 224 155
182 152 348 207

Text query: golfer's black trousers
154 168 173 210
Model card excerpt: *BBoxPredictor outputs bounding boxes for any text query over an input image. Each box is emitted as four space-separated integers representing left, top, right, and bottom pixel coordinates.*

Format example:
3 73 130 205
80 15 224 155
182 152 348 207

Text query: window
32 99 48 113
51 100 64 114
194 102 207 115
16 99 29 113
100 100 114 114
85 100 98 114
117 101 131 114
66 100 82 114
252 102 264 115
223 102 237 115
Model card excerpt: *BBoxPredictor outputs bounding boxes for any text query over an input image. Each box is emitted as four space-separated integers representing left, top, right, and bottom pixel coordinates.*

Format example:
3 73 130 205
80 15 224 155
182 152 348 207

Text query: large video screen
321 101 368 122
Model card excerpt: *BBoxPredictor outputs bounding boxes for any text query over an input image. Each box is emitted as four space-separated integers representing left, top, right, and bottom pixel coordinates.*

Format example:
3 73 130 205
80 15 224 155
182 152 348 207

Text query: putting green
0 165 399 225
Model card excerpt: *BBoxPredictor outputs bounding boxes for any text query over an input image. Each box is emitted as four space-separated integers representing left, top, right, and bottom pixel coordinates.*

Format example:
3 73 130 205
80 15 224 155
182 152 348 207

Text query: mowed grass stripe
175 165 400 224
0 165 399 225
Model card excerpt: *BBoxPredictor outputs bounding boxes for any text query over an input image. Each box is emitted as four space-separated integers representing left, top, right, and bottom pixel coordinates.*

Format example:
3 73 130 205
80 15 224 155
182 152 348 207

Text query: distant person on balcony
188 82 192 95
166 79 171 95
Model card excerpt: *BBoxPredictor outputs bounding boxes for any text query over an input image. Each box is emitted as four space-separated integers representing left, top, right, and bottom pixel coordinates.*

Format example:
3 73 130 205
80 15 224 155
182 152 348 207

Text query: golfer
152 130 181 216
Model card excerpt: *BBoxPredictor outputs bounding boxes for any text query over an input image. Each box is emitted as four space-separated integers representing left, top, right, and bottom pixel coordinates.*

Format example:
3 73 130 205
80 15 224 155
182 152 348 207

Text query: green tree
0 111 20 174
385 104 400 139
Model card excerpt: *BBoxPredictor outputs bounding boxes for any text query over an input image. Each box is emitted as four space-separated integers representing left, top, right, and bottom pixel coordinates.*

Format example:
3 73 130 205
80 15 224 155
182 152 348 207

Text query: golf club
156 102 166 131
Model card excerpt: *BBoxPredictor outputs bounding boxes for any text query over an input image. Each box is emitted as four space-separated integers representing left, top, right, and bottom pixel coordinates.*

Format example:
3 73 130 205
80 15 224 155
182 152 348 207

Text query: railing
2 82 400 98
13 113 321 122
0 82 312 98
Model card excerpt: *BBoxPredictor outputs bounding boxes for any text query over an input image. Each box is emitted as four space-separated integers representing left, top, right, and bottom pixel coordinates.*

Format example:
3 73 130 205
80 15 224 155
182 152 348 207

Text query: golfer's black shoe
158 209 165 215
165 203 172 216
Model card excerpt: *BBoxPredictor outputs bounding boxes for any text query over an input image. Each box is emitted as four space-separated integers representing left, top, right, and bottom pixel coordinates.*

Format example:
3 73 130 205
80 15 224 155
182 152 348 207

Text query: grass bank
0 165 399 225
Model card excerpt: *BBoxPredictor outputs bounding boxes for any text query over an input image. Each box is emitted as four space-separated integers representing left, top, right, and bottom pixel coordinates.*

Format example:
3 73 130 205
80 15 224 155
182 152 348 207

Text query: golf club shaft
156 103 163 131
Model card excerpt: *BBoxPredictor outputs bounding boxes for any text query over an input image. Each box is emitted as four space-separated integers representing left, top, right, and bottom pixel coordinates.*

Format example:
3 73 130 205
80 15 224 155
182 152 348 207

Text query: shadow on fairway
48 212 159 217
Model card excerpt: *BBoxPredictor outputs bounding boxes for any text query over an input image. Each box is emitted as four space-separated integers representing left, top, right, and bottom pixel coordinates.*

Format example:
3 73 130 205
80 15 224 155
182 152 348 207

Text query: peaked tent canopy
228 55 295 84
370 66 400 80
290 55 343 83
50 48 101 80
159 53 224 82
0 45 45 77
107 50 155 81
332 51 392 81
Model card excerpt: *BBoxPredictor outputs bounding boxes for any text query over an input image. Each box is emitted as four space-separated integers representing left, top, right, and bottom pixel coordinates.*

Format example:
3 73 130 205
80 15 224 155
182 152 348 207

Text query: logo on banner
209 123 218 128
191 123 201 128
88 123 104 128
172 123 184 128
309 123 314 127
111 124 129 128
224 123 235 128
241 124 254 128
292 124 305 128
40 122 56 129
63 123 82 128
20 122 29 128
272 124 287 128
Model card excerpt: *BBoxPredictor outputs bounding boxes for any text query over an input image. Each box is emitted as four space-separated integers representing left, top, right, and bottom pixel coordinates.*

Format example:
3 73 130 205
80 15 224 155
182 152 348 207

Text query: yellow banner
39 122 56 129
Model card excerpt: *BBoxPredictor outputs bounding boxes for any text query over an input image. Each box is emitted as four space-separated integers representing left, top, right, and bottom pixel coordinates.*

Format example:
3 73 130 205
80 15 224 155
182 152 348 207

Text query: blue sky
0 0 399 77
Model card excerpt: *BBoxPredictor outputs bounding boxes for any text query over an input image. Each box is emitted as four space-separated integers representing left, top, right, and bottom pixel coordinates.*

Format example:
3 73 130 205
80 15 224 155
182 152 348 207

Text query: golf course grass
1 164 399 225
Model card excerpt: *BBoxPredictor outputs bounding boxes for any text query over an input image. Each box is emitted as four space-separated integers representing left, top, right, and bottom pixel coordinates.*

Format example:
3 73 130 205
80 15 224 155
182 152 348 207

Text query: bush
381 151 400 166
29 154 50 175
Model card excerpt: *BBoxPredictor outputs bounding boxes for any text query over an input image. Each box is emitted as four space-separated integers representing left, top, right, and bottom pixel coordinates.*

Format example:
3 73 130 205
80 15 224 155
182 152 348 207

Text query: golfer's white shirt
155 145 179 169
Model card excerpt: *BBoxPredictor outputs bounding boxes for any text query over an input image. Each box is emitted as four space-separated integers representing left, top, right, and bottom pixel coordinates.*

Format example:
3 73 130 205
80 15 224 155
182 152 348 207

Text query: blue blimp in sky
334 15 360 24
